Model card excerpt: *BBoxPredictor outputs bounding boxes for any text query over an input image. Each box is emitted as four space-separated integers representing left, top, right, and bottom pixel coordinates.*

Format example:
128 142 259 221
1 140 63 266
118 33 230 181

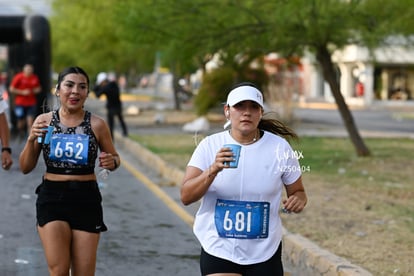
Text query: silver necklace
230 129 260 145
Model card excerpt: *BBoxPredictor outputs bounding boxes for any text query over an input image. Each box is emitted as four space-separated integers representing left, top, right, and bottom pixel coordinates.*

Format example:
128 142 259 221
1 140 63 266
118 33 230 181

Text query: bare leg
37 221 72 276
70 230 100 276
38 222 100 276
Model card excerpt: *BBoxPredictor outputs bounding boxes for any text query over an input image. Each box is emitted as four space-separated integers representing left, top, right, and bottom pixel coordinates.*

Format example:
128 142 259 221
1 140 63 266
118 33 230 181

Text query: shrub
194 67 235 116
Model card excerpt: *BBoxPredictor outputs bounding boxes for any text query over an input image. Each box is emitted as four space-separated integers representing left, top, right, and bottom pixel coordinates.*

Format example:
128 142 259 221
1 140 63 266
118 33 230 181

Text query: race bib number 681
214 199 270 239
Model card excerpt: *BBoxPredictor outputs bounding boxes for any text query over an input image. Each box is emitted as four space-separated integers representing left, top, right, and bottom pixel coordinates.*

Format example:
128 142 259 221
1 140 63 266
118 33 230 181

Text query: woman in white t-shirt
181 83 307 276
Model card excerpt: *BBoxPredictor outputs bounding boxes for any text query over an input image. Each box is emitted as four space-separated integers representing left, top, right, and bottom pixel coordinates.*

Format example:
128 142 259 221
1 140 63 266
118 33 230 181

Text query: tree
49 0 155 78
50 0 414 156
272 0 414 156
115 0 414 156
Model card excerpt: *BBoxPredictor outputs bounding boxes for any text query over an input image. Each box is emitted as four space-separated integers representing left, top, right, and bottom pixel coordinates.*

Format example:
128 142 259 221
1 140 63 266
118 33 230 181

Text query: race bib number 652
214 199 270 239
49 134 89 165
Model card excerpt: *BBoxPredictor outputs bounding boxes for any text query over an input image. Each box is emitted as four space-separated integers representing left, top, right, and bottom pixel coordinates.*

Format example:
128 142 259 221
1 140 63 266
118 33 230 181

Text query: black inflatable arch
0 15 51 131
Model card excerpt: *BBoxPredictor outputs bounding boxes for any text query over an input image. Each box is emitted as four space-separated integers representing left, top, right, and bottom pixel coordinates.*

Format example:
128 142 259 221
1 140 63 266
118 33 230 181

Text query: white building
302 43 414 106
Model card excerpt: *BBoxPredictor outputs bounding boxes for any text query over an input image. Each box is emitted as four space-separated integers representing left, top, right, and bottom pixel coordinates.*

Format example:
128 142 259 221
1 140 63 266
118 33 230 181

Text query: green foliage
131 133 414 195
192 51 269 114
194 67 234 116
49 0 414 88
49 0 154 78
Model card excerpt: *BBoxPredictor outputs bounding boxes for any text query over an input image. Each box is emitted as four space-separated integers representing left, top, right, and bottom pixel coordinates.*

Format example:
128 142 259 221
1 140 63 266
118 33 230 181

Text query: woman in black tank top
19 66 120 276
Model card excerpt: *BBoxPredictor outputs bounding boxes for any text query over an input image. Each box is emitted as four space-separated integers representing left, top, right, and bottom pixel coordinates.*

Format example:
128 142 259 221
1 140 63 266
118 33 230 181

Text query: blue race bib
215 199 270 239
49 134 89 165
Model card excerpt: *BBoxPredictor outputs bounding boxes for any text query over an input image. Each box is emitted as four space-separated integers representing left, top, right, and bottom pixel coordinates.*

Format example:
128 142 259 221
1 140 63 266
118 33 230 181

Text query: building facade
302 44 414 106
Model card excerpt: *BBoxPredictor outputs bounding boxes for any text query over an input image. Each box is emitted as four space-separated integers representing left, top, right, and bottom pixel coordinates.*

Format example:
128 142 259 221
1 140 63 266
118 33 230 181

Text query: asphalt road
1 96 412 275
109 95 414 138
0 139 200 276
294 106 414 137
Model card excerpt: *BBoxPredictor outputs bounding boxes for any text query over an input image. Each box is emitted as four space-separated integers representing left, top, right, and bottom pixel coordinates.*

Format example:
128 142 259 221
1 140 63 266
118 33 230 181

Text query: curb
282 230 372 275
115 132 372 276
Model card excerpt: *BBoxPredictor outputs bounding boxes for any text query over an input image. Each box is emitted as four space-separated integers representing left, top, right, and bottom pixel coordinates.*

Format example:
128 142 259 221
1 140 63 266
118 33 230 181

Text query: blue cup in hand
37 126 54 144
223 144 241 168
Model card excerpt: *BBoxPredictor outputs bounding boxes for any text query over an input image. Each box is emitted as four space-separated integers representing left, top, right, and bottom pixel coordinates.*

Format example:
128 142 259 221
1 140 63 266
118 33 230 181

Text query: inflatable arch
0 15 51 131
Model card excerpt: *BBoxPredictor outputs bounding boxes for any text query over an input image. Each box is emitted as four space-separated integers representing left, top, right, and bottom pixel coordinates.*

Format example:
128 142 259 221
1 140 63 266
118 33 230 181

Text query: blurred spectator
93 72 128 139
9 64 42 138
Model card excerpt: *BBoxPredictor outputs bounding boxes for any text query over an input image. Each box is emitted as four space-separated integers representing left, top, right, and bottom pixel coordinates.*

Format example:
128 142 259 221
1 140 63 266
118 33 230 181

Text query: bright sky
0 0 51 55
0 0 51 16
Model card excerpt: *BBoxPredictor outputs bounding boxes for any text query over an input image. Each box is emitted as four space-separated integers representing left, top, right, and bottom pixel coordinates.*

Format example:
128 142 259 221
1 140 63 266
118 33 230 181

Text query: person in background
181 82 307 275
93 72 128 139
0 94 12 170
9 64 42 138
19 66 120 276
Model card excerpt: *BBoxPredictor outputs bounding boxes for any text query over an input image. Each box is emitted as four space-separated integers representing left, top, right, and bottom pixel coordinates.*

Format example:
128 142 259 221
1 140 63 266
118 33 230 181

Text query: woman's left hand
283 177 307 213
1 151 12 170
282 191 307 213
99 152 116 170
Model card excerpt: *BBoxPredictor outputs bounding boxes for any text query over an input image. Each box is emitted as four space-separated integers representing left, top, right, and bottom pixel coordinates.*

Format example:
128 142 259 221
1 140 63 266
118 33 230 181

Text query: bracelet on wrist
113 158 119 170
1 147 11 154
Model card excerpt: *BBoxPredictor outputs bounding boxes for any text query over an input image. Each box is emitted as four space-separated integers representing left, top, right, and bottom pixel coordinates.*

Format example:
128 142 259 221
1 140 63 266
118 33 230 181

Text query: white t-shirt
188 130 301 265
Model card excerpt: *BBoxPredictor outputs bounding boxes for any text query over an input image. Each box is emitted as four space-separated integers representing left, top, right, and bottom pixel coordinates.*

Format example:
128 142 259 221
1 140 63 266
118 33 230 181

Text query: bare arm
283 176 307 213
9 83 41 95
33 85 42 94
181 166 217 205
0 113 10 147
91 114 120 171
9 85 27 95
0 113 13 170
19 115 48 174
180 147 234 205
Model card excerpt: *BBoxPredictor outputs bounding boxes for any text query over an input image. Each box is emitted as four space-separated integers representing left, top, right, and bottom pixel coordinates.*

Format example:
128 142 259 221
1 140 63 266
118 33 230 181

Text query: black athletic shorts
200 242 283 276
35 179 107 233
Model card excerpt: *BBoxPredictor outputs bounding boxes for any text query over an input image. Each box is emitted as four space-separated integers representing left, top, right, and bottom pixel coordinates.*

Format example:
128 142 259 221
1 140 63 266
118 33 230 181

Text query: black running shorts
200 242 283 276
35 179 107 233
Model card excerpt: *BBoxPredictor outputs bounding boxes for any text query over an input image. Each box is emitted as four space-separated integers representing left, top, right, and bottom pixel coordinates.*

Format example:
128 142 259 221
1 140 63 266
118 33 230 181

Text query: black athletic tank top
42 110 98 175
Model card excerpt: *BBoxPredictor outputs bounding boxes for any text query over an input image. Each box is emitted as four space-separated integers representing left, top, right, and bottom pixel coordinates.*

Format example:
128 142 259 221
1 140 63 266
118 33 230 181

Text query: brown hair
57 66 90 91
259 112 298 141
230 82 298 141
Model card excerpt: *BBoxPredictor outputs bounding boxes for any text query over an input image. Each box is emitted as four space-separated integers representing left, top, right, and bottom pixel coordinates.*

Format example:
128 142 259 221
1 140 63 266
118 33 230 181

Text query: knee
48 263 71 276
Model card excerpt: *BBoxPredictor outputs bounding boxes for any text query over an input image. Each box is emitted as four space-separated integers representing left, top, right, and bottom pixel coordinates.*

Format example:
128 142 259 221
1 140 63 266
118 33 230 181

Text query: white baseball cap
226 85 264 108
96 72 108 85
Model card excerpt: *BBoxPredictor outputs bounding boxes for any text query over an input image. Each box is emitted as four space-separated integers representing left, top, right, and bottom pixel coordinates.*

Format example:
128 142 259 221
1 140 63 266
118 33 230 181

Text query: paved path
0 139 200 276
1 97 411 275
109 95 414 138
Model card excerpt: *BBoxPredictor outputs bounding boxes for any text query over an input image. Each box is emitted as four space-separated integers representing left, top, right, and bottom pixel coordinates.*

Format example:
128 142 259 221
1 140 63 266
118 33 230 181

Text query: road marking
121 157 195 227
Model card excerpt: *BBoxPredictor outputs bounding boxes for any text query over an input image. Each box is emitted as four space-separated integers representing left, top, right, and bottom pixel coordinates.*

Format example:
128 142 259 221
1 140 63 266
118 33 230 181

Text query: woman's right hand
211 146 235 173
28 120 48 142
